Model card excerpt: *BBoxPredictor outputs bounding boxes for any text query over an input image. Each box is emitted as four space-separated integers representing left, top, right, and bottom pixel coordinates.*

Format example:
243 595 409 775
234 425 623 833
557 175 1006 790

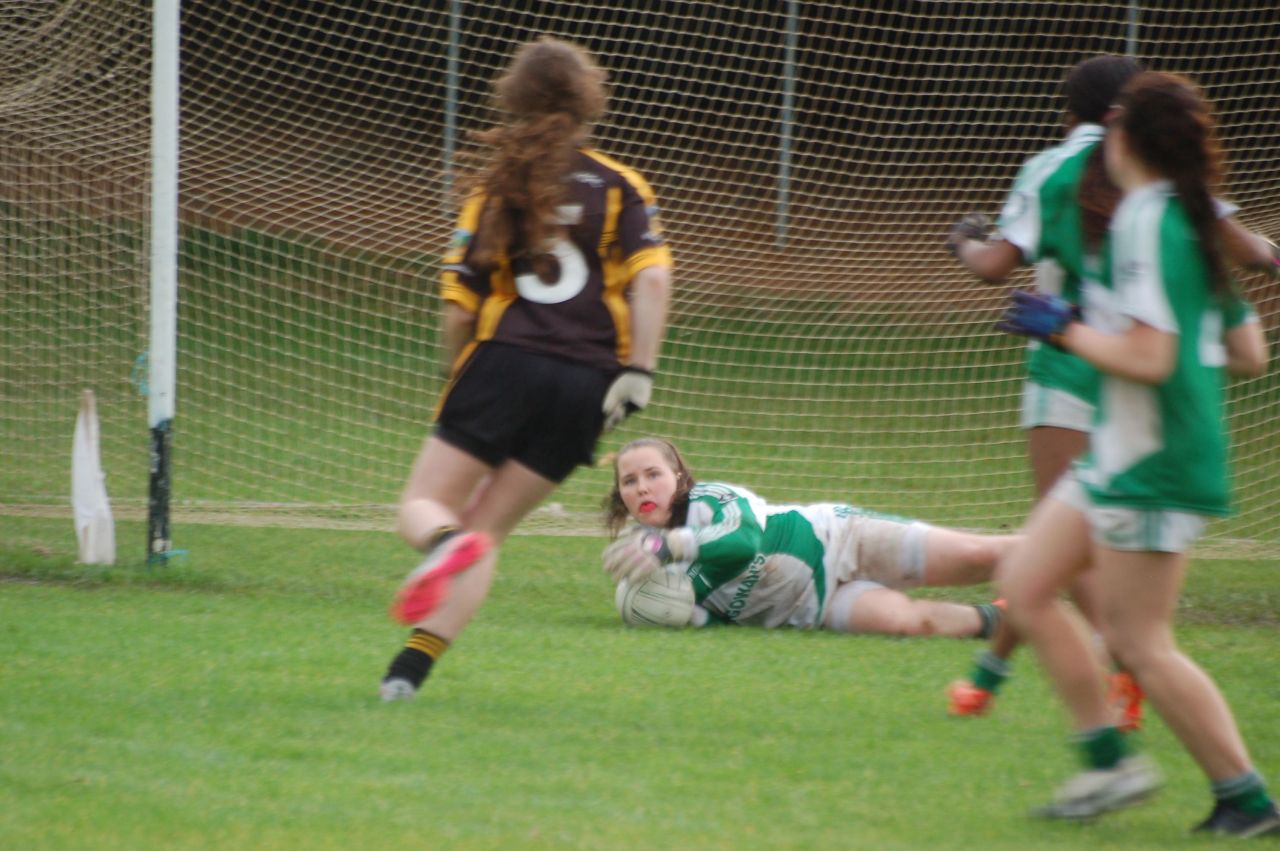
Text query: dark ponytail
1078 143 1121 252
1113 72 1228 296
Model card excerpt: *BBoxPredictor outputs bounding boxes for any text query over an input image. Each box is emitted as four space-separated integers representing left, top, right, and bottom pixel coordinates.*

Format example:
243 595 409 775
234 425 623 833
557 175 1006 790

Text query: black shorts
434 342 611 483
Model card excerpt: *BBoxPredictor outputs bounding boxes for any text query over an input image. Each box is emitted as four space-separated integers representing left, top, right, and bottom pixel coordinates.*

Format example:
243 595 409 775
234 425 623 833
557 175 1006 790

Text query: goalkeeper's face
615 445 681 529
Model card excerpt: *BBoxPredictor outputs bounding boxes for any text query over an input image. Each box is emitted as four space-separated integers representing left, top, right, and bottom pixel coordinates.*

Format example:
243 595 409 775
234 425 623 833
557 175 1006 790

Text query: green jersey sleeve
672 483 765 591
1222 286 1257 330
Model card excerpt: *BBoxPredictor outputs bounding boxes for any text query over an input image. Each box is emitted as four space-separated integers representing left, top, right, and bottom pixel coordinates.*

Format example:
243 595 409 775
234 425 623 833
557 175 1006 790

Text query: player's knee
1099 627 1174 674
881 608 933 637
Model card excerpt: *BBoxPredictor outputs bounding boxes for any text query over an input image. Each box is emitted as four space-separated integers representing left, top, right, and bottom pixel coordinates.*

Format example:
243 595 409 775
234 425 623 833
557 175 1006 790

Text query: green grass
3 516 1278 849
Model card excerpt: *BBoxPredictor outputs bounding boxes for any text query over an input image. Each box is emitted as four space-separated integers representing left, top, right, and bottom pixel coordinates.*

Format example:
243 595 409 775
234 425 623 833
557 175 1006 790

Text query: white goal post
1 2 1277 558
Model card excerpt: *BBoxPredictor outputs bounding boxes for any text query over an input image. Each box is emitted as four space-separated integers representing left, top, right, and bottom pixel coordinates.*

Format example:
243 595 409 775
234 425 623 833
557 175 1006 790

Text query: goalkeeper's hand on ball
603 529 670 583
602 366 652 432
603 527 693 583
996 289 1081 350
946 212 993 257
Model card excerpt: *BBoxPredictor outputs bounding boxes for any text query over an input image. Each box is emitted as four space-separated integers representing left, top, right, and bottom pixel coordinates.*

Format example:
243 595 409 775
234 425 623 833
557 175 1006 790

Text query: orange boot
1108 671 1144 733
947 680 995 716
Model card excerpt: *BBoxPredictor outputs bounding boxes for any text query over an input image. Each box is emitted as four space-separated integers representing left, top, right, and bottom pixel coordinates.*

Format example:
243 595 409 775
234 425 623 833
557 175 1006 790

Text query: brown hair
1112 71 1228 294
602 437 697 538
462 37 608 270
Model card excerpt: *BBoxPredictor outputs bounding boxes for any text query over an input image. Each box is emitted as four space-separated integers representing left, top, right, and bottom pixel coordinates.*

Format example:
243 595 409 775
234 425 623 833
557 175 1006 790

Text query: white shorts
1020 381 1094 432
821 515 932 630
823 580 888 633
1049 473 1208 554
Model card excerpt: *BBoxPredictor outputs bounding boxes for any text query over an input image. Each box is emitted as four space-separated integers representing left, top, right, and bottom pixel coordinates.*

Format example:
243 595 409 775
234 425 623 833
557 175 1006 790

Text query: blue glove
996 289 1081 349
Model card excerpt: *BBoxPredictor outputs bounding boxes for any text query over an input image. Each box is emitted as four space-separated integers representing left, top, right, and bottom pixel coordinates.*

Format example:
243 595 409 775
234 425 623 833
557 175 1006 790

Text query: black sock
425 525 461 553
974 603 1002 639
382 629 450 689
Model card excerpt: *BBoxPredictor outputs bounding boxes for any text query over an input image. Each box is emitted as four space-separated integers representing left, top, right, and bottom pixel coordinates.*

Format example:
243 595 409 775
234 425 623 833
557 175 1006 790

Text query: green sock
970 650 1011 694
1213 771 1274 813
1073 725 1130 770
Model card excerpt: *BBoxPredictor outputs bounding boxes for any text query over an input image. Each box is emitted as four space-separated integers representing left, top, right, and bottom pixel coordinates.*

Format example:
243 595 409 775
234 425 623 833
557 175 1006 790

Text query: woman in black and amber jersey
379 36 673 701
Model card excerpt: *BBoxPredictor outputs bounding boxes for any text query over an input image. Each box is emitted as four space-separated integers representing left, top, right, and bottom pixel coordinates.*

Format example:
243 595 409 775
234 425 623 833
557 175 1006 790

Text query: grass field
3 515 1277 850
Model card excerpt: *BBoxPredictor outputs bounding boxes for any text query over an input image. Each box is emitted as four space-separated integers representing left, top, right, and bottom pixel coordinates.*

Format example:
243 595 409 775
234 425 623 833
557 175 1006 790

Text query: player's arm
1218 217 1280 276
996 289 1175 384
625 263 671 373
602 174 674 430
951 227 1025 283
675 494 762 574
439 190 488 373
947 163 1039 282
1058 320 1175 385
441 301 477 367
1225 319 1268 378
1223 293 1268 378
603 489 763 584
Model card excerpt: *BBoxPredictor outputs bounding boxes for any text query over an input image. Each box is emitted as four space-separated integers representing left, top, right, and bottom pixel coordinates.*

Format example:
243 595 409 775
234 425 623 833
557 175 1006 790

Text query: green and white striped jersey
661 482 872 629
1077 181 1235 515
997 123 1105 404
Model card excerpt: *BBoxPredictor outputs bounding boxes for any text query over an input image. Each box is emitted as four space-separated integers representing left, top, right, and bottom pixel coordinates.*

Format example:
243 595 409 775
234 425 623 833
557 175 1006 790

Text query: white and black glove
946 212 993 258
606 528 687 584
602 366 653 432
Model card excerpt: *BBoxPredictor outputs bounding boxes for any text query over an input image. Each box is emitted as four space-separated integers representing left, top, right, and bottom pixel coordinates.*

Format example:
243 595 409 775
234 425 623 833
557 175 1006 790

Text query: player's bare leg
950 425 1092 717
1026 425 1087 499
410 460 557 638
396 436 492 552
1001 498 1162 819
1093 548 1253 782
919 527 1021 587
999 497 1104 726
381 440 556 700
839 587 995 638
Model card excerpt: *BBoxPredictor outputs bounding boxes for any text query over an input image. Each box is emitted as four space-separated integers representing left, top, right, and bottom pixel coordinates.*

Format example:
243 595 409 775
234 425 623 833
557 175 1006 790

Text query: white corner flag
72 389 116 564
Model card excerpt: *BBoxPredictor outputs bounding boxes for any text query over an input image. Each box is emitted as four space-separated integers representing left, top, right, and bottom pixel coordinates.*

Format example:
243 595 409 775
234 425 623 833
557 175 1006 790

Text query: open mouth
639 501 658 513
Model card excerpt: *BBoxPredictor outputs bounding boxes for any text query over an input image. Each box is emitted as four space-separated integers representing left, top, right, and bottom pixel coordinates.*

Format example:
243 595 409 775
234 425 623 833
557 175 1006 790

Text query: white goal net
2 2 1277 552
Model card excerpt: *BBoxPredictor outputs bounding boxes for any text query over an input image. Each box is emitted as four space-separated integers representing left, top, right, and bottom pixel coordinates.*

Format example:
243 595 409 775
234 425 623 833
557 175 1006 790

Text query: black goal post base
147 419 173 566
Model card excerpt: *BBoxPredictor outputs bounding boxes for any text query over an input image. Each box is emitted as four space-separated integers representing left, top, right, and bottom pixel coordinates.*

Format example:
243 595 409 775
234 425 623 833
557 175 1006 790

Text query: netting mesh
2 2 1277 550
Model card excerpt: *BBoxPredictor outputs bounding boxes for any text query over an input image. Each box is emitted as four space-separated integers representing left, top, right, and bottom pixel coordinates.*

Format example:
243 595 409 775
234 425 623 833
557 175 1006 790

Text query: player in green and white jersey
994 72 1278 836
600 438 1016 639
949 53 1274 494
945 55 1273 722
949 55 1142 494
945 55 1143 722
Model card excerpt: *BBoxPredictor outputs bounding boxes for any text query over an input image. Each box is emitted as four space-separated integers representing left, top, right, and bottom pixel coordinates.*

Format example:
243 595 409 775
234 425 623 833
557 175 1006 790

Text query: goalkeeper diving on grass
600 437 1017 637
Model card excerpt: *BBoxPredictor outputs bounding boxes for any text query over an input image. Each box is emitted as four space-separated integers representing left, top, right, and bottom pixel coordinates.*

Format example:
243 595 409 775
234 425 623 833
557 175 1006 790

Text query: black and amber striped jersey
440 148 672 372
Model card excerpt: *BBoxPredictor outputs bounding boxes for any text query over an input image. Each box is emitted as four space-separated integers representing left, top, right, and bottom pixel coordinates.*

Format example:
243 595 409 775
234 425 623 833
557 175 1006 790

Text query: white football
615 567 695 627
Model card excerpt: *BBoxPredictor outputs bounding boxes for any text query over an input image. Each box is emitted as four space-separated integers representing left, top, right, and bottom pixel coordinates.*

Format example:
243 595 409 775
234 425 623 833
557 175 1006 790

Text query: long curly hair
1111 71 1228 295
602 438 697 539
462 37 608 270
